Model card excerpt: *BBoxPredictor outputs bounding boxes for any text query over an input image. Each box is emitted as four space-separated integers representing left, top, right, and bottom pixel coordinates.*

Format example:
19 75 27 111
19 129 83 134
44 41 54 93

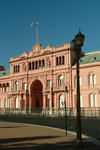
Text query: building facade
0 43 100 116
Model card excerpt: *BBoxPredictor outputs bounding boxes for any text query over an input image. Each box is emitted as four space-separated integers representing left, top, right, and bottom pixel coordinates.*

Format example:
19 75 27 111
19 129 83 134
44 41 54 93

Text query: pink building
0 43 100 116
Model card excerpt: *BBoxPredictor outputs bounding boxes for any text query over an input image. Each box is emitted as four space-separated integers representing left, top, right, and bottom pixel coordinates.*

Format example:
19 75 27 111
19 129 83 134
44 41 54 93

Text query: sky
0 0 100 69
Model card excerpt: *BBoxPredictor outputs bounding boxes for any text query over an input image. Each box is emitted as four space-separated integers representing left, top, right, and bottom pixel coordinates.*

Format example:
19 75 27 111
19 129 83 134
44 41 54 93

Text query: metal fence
0 108 100 118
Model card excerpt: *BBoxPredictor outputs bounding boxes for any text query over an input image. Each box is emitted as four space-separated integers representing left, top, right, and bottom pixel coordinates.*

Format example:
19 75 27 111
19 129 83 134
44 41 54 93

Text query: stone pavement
0 121 99 150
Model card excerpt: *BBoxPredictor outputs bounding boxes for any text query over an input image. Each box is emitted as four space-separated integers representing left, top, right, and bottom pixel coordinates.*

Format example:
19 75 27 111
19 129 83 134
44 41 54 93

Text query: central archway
31 80 43 109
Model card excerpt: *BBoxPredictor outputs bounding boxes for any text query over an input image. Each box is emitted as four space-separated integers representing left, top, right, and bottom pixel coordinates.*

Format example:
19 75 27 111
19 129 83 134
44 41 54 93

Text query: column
43 91 46 109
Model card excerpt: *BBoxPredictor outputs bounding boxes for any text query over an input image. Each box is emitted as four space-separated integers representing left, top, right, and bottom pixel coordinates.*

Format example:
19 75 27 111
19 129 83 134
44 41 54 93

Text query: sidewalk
0 121 99 150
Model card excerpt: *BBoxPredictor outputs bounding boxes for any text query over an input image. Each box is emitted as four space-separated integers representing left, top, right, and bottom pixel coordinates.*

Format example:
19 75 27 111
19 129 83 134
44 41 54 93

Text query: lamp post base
76 138 82 145
74 139 84 148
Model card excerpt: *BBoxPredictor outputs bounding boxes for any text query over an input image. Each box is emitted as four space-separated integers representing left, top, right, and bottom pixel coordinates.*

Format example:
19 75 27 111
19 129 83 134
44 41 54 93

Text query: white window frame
59 75 64 87
80 95 83 107
14 81 18 91
93 74 96 85
59 94 65 108
3 87 6 93
15 97 18 108
89 75 93 85
75 76 82 86
94 94 97 107
5 98 10 108
80 77 82 86
47 80 51 88
90 94 94 107
23 83 27 90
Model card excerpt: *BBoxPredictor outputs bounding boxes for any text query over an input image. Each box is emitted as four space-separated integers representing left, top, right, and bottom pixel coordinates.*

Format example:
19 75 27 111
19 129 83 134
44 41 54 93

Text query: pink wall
0 43 100 113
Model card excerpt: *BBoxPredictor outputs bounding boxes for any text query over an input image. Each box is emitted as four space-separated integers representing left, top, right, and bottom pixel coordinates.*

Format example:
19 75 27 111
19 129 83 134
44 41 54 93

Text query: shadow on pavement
0 126 25 129
0 136 60 144
0 136 99 150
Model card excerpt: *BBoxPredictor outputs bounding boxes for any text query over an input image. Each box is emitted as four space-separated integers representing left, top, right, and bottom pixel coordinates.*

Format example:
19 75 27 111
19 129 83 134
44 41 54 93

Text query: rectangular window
94 94 97 107
80 77 82 86
80 95 83 107
47 80 51 88
90 94 93 107
23 83 27 90
14 81 18 91
15 97 18 108
59 75 64 87
5 99 10 108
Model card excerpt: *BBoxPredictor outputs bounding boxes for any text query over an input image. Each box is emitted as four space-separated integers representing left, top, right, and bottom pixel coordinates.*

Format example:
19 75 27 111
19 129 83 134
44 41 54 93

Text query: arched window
42 59 45 68
14 81 18 91
15 97 18 108
93 74 96 85
59 75 64 87
35 61 38 69
89 75 93 85
56 57 58 66
39 60 41 68
59 95 64 108
62 56 65 65
29 62 31 70
59 56 61 65
3 87 6 93
14 66 15 73
18 65 20 72
15 66 17 73
32 61 34 70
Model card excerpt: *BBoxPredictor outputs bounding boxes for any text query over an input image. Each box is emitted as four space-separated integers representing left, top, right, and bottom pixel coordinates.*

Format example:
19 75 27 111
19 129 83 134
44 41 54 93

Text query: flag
30 20 38 27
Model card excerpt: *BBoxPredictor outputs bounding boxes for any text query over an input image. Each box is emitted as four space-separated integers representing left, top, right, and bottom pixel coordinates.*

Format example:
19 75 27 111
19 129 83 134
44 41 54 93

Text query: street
0 121 100 150
0 115 100 141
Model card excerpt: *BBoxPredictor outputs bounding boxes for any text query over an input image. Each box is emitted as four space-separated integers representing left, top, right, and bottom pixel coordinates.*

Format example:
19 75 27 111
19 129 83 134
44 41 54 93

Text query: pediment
42 45 52 54
29 49 41 57
42 50 51 55
20 51 28 58
29 44 43 57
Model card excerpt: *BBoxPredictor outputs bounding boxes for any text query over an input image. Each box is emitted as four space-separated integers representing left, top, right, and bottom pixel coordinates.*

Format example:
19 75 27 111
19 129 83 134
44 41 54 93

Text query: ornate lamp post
64 86 68 136
71 31 85 145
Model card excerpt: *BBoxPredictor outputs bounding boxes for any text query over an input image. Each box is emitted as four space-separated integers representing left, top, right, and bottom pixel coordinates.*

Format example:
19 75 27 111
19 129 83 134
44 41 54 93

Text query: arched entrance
31 80 43 109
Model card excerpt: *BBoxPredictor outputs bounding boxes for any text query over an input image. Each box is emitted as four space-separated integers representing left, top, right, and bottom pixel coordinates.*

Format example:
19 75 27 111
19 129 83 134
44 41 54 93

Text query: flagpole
31 19 38 44
36 25 38 44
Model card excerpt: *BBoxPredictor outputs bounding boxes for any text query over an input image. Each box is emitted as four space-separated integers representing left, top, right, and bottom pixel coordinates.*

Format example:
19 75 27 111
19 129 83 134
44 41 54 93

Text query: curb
27 123 100 147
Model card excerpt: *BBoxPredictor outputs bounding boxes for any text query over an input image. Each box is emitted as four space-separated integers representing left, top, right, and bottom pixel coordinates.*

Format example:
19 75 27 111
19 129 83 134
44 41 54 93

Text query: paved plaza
0 121 99 150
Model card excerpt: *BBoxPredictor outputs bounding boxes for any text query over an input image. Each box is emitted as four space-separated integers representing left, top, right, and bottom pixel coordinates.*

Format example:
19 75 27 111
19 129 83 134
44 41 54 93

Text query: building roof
79 52 100 65
0 70 10 77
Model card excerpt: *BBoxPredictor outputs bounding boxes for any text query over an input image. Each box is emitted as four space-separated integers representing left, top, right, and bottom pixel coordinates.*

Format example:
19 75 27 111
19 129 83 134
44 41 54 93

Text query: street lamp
64 86 68 136
71 31 85 145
